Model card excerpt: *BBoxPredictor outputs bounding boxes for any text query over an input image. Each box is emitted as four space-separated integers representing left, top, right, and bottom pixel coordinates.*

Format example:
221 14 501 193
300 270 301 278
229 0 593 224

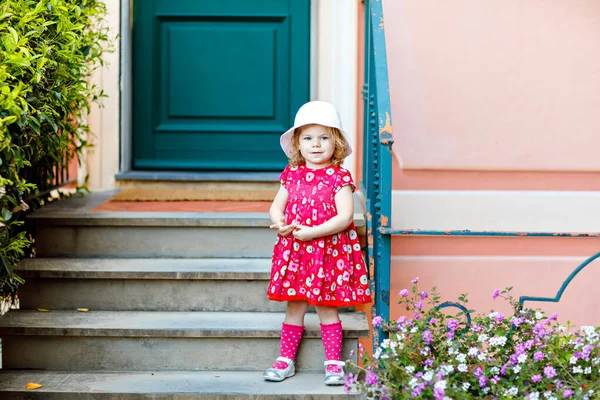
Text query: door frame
113 0 358 182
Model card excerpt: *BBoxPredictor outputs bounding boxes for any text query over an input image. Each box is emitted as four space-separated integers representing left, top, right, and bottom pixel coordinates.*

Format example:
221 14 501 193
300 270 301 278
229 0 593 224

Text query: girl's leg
264 300 309 381
316 306 344 385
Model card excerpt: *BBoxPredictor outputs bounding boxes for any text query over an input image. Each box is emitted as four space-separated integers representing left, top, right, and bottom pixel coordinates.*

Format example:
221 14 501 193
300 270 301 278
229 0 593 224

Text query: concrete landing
0 370 360 399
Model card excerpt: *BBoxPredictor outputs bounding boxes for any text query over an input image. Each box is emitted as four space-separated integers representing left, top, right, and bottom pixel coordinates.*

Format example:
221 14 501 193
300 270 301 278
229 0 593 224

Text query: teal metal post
363 0 394 346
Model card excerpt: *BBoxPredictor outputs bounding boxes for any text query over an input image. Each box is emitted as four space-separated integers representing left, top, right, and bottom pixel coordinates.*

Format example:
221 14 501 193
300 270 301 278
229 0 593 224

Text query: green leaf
1 208 12 222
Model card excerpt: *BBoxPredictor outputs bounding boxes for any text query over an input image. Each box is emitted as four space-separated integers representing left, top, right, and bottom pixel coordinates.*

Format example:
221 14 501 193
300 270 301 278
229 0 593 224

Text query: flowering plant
345 278 600 399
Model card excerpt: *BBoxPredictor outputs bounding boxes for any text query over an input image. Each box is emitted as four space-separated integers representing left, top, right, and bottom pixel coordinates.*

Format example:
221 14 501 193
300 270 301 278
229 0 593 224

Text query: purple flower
422 329 433 344
415 301 423 310
491 376 500 385
447 330 455 340
433 387 445 400
563 389 574 398
478 376 487 388
474 366 484 378
413 313 421 320
343 373 358 393
396 315 407 326
365 371 378 385
549 313 559 321
429 318 437 325
492 289 500 299
500 365 508 376
414 372 424 379
533 351 544 361
411 276 419 284
511 316 526 327
543 366 557 379
447 319 460 331
424 358 434 367
420 291 428 299
531 374 542 383
494 313 505 322
372 316 383 328
399 289 409 297
411 382 426 397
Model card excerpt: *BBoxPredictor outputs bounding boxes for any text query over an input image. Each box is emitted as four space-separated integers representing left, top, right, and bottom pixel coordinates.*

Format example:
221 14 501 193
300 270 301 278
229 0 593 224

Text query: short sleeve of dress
279 165 292 189
334 167 356 194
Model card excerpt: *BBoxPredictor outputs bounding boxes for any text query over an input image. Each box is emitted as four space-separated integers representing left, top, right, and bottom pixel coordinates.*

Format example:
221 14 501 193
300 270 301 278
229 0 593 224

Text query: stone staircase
0 193 367 399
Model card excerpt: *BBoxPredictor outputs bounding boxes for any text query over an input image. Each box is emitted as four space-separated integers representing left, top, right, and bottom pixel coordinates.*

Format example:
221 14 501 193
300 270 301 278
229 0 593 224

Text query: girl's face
297 124 334 169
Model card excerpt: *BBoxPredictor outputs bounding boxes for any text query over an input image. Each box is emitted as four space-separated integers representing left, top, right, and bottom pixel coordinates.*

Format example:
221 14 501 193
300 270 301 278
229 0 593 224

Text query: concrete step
0 370 361 399
0 311 368 372
28 192 365 258
16 258 286 312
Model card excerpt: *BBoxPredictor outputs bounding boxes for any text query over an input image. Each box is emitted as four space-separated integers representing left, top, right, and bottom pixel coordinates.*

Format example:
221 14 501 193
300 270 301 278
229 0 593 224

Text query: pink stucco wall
375 0 600 330
383 0 600 172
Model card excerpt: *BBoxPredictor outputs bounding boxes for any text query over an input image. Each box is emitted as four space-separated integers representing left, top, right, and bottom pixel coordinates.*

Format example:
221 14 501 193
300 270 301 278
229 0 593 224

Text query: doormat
110 188 278 202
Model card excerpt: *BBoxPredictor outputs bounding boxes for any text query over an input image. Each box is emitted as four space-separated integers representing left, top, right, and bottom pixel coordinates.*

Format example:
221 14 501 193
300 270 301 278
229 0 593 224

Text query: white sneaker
263 357 296 382
324 360 345 386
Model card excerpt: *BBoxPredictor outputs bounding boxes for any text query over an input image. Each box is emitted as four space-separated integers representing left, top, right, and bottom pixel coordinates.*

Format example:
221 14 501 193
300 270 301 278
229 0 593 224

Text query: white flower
440 365 454 375
0 186 5 196
488 336 507 347
529 392 540 400
462 382 471 391
405 366 415 374
410 327 418 334
381 339 390 349
448 347 459 356
477 352 487 362
468 347 478 357
573 366 583 374
490 367 500 375
556 325 567 332
593 357 600 365
434 380 447 390
584 367 592 374
544 392 553 399
478 334 489 342
570 356 579 365
457 364 468 372
489 311 499 319
513 365 521 374
421 347 430 356
517 353 527 364
482 387 490 394
373 348 382 359
408 378 419 389
423 371 434 382
535 311 544 320
504 387 518 396
456 353 467 363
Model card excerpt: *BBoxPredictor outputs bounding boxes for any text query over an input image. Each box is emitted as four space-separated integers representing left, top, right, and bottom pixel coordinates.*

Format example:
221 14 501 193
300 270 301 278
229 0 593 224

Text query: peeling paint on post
362 0 393 347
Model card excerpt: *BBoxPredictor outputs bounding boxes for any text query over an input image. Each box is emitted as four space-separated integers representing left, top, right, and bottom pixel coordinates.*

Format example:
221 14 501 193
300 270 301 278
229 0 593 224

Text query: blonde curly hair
288 125 349 167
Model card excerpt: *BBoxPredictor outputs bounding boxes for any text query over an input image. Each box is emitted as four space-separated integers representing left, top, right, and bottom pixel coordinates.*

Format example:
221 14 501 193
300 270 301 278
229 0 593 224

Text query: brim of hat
280 125 353 158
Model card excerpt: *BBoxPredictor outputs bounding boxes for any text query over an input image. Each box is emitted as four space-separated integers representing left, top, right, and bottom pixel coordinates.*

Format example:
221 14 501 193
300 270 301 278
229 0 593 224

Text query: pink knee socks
321 321 343 373
272 322 304 369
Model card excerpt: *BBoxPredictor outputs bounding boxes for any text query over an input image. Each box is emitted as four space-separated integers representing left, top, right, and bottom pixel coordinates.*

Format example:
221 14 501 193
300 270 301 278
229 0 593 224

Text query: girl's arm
293 185 354 240
269 185 288 225
269 185 297 237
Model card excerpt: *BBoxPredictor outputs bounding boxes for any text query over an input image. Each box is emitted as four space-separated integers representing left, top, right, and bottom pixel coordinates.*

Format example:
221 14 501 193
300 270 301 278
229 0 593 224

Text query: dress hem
267 293 372 307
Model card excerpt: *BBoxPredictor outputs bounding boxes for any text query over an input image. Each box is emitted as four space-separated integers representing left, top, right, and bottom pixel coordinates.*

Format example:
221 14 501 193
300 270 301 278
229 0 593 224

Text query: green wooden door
132 0 310 171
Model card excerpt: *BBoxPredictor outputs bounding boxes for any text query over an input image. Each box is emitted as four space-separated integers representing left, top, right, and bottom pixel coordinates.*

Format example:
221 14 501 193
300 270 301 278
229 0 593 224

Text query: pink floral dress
267 164 371 307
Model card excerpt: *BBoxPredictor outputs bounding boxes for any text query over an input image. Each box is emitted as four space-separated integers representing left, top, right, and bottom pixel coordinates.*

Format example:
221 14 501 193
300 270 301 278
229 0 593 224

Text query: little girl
263 101 371 385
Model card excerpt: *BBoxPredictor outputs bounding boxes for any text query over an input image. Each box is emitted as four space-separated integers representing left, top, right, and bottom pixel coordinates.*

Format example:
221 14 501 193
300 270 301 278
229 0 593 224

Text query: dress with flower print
267 164 371 306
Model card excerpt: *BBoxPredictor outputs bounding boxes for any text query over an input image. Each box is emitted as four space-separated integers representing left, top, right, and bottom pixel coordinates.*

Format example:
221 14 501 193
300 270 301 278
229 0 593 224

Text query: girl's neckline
300 163 334 171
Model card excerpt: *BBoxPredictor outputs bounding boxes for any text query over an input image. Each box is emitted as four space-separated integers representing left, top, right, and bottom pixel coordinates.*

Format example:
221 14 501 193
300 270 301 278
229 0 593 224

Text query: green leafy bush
0 0 109 304
346 280 600 399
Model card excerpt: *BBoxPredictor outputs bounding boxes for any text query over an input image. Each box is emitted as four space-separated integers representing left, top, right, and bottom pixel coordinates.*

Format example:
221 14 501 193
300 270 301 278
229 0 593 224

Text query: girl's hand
292 225 316 241
270 216 297 237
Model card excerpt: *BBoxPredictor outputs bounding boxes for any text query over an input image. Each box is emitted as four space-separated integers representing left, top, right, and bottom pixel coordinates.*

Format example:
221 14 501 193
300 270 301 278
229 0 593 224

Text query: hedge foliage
0 0 109 302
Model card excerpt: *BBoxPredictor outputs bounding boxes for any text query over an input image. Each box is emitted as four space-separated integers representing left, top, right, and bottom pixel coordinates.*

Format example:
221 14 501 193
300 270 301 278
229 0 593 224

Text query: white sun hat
280 101 353 158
